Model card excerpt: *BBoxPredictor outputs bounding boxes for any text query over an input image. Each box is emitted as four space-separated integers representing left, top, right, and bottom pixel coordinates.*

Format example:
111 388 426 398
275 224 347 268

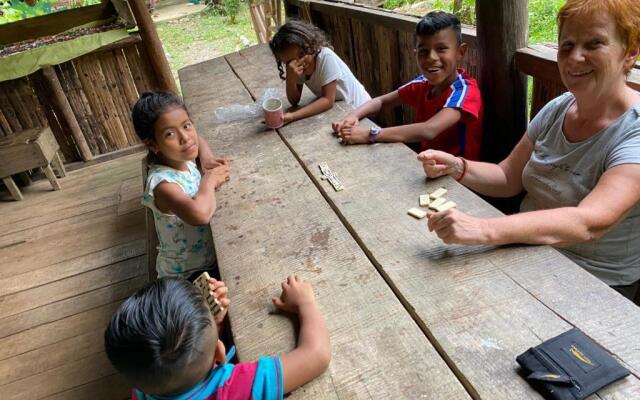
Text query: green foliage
155 5 256 90
528 0 564 44
223 0 241 23
383 0 407 10
0 0 100 25
386 0 565 44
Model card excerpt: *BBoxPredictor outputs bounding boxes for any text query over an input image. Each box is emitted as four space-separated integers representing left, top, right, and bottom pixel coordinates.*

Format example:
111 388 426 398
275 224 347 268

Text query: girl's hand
203 158 229 170
331 115 359 136
286 59 305 81
205 164 230 189
417 149 463 179
207 278 230 324
282 112 295 125
339 126 369 145
427 209 492 245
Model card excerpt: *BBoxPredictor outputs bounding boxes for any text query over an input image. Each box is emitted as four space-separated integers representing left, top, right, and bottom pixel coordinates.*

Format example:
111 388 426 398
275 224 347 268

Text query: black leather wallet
516 328 629 400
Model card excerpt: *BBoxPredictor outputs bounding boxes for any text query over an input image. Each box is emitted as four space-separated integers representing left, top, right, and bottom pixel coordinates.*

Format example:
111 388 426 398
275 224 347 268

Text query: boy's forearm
349 97 383 120
281 302 330 393
377 122 436 143
290 97 333 121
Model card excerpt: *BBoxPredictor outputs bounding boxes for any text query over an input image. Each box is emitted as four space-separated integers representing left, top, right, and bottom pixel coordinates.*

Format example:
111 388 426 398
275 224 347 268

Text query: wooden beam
515 44 640 92
476 0 528 162
286 0 476 44
0 1 116 46
40 67 94 161
128 0 178 93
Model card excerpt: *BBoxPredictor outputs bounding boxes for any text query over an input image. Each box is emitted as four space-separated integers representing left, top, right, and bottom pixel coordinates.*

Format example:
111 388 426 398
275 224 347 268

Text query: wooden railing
515 44 640 119
0 34 160 163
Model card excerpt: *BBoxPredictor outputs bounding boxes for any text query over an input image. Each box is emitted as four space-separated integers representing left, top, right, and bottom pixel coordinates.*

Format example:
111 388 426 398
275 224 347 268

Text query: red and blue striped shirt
398 68 483 160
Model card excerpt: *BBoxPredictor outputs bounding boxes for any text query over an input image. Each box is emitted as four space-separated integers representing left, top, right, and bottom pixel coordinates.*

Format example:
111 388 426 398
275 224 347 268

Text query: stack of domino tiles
408 187 456 219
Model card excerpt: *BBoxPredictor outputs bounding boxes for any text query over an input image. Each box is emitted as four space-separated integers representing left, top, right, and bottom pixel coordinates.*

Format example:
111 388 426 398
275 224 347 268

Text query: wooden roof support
128 0 178 93
476 0 528 162
40 67 94 161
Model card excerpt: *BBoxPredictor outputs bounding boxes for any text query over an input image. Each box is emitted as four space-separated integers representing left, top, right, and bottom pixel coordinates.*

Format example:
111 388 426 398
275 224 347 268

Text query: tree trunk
128 0 178 93
475 0 528 163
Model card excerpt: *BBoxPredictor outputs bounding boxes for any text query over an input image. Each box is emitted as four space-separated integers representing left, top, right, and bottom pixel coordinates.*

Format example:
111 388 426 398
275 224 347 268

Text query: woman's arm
428 164 640 246
419 132 534 197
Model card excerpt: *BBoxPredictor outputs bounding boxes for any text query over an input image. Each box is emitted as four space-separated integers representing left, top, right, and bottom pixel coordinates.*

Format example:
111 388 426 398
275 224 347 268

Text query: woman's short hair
558 0 640 55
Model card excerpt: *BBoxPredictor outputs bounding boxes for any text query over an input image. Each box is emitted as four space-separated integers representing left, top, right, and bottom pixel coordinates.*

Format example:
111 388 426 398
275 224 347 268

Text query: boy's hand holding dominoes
193 272 230 324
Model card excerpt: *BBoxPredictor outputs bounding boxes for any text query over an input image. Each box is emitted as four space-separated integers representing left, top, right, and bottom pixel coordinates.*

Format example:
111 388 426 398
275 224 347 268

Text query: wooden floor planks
0 152 147 399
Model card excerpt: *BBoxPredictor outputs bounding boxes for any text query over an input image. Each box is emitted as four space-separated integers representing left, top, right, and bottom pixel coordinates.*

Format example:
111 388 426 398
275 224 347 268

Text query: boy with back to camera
333 11 483 161
104 275 330 399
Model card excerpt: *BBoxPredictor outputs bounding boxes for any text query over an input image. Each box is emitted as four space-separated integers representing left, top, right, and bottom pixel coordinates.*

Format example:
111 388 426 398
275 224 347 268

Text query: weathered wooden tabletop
179 44 640 399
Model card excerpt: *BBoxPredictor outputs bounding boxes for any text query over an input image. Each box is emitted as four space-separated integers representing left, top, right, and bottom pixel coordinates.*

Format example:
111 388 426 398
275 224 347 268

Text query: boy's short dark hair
104 277 214 388
416 11 462 45
131 91 187 141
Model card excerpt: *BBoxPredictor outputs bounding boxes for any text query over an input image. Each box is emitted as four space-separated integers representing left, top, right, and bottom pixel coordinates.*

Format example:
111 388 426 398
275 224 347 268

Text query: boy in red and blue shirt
332 11 483 160
104 276 329 400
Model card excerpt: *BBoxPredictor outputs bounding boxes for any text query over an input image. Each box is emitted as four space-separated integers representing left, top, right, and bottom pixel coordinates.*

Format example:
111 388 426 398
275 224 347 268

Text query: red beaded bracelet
455 157 468 182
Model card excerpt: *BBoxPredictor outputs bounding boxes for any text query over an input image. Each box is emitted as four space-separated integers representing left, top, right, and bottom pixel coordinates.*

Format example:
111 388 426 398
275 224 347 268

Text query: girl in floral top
133 91 230 278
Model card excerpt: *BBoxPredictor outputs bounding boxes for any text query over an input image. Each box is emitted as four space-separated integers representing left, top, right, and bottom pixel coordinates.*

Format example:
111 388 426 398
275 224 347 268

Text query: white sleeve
315 49 342 87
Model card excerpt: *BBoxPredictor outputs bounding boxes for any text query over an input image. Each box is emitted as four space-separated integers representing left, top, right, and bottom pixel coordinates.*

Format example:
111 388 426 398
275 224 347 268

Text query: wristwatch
369 126 381 143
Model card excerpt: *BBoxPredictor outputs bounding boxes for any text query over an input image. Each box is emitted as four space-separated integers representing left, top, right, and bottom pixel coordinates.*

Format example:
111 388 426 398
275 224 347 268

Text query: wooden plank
287 0 476 41
318 13 356 73
0 301 120 361
0 2 116 46
42 373 130 400
0 255 144 319
0 329 104 386
516 45 640 92
1 351 118 400
0 210 144 278
180 56 471 399
398 30 418 125
0 274 146 339
226 44 640 399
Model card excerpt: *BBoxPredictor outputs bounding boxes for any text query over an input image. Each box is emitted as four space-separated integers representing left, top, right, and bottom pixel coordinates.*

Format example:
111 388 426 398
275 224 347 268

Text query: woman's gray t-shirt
521 92 640 286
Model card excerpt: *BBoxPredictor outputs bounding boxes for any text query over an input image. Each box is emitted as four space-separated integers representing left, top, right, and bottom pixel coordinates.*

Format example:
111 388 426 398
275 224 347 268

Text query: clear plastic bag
214 87 282 124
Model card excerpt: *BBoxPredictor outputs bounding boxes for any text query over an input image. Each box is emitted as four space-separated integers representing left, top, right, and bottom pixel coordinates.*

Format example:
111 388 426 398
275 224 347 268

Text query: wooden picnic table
179 44 640 399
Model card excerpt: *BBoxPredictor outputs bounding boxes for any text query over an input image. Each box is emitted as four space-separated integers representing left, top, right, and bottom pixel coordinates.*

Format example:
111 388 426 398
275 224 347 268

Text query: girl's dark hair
416 11 462 45
269 19 332 80
104 277 214 388
131 91 188 141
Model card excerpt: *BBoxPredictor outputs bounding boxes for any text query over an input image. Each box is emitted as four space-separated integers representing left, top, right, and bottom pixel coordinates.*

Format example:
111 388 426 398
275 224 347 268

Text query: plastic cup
263 98 284 129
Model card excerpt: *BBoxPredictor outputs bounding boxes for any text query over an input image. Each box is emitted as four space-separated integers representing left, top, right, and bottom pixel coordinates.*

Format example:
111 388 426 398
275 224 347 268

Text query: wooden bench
0 127 65 201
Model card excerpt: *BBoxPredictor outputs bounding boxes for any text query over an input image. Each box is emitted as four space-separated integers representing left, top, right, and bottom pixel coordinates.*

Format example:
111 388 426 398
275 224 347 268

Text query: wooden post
41 67 94 161
128 0 178 93
475 0 528 162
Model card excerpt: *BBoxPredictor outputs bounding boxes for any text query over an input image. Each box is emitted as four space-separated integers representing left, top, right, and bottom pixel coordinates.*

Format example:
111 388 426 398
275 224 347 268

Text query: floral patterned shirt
142 161 214 278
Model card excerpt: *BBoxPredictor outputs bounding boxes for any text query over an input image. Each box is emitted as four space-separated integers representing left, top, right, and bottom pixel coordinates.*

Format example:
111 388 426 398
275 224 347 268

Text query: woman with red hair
418 0 640 302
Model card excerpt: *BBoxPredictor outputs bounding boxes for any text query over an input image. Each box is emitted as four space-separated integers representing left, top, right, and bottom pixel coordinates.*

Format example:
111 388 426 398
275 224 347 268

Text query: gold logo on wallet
569 345 594 366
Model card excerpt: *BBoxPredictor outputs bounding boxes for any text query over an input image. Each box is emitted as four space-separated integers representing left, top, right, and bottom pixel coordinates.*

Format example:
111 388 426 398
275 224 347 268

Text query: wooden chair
0 127 65 201
141 157 159 282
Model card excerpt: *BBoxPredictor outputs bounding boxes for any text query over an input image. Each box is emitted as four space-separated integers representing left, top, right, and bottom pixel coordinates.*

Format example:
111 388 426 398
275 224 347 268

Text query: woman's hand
417 149 464 179
427 209 492 245
205 163 230 189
